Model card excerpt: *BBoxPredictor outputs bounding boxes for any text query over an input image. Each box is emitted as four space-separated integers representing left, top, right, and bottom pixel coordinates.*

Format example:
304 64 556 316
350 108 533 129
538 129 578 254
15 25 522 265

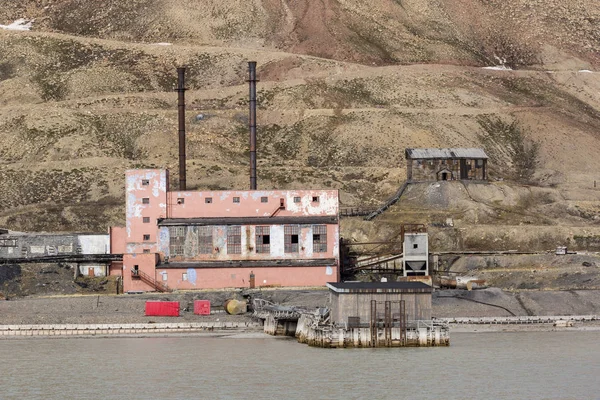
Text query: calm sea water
1 331 599 400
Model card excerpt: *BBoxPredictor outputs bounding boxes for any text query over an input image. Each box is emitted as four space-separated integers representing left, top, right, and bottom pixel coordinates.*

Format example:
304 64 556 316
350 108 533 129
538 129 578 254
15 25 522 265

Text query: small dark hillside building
405 148 488 181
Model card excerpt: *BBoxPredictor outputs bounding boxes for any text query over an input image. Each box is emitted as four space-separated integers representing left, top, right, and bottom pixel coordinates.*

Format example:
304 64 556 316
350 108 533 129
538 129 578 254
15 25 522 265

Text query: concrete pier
295 314 450 348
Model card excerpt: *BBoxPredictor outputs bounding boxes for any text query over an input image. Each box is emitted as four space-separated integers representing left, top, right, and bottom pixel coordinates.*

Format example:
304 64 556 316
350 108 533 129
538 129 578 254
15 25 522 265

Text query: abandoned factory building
110 169 340 292
405 148 488 181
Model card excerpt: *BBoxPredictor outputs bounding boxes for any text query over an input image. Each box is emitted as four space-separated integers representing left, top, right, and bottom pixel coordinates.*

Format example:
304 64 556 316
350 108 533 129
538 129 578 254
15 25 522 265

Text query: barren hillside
1 0 600 251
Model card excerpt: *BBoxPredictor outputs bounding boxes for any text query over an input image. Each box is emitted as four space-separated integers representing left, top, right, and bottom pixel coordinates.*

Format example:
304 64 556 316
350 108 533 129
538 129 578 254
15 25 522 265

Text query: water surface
1 332 598 399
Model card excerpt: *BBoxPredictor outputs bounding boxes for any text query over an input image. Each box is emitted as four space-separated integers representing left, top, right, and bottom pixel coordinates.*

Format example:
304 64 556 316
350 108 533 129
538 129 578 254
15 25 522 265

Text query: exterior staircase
132 269 171 292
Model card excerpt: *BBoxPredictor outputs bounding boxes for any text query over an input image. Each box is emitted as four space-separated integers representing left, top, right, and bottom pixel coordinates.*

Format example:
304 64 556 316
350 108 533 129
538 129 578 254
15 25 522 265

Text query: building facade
326 281 433 326
0 231 112 276
405 148 488 181
115 169 340 292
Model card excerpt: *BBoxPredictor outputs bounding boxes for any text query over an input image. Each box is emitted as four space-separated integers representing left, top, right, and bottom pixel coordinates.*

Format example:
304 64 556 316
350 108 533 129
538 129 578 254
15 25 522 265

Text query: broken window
256 226 270 254
177 198 185 204
312 196 320 203
142 179 149 186
199 226 213 254
313 225 327 253
284 225 300 253
143 217 150 223
205 197 212 204
0 239 16 247
142 198 150 204
261 196 268 203
143 234 150 241
293 196 301 203
227 226 241 254
233 197 240 203
169 226 185 256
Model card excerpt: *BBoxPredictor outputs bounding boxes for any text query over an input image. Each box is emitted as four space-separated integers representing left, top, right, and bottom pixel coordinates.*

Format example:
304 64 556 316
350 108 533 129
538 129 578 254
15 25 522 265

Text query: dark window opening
143 217 150 223
141 179 150 186
256 226 270 254
313 225 327 253
143 249 150 253
227 226 241 254
261 196 268 203
169 226 185 256
413 243 418 249
177 198 184 204
233 197 240 203
205 197 212 204
142 198 150 204
285 225 300 253
199 226 213 254
143 234 150 241
312 196 319 203
293 196 301 203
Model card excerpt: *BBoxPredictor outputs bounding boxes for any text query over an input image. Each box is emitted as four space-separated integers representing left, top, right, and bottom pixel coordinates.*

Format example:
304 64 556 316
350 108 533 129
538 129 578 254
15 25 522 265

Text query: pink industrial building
110 169 340 292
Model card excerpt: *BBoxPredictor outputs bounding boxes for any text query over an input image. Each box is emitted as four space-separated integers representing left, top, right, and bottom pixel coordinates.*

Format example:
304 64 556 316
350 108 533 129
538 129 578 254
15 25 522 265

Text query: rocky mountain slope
1 0 599 252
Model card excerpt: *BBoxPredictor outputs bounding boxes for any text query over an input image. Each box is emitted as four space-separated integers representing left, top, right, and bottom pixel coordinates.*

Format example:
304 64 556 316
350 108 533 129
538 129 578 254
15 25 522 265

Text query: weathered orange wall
155 266 339 290
167 189 338 218
109 226 127 254
123 253 158 292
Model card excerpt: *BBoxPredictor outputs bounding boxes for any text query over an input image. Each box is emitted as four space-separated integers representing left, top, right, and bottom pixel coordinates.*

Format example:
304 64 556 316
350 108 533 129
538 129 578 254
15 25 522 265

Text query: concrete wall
122 253 159 292
408 159 486 181
78 263 108 277
154 265 338 290
125 169 168 254
0 233 110 259
403 233 429 276
167 189 339 218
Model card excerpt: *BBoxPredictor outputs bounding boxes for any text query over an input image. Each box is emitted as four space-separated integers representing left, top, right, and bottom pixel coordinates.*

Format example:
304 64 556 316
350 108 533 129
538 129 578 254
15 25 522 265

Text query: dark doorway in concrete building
437 169 452 181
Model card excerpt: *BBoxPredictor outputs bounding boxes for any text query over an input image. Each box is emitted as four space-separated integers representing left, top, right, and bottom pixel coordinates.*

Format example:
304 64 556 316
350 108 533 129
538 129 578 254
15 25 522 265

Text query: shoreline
1 318 599 339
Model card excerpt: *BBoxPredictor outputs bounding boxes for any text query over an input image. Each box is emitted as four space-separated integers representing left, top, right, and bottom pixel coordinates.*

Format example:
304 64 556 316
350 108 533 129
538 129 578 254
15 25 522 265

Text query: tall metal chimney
176 67 187 191
248 61 258 190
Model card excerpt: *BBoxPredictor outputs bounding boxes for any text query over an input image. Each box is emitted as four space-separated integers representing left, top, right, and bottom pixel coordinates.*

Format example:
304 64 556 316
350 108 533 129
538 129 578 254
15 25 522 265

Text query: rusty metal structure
248 61 258 190
176 67 187 191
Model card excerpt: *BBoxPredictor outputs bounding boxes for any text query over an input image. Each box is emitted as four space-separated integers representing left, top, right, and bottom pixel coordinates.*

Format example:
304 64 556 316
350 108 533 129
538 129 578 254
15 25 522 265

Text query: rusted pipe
248 61 257 190
177 67 187 191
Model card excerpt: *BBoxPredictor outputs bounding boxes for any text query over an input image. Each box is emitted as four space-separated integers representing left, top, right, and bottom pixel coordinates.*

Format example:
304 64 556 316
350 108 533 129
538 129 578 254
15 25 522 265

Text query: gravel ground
0 288 599 325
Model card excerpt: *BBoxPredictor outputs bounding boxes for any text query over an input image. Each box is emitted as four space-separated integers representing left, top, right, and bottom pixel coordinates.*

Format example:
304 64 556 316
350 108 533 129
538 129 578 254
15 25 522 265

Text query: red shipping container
194 300 211 315
145 301 180 317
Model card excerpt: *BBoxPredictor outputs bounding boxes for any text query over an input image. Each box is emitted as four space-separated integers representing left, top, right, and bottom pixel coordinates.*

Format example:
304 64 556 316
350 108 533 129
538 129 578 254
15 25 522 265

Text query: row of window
415 159 484 167
141 196 321 205
168 225 328 256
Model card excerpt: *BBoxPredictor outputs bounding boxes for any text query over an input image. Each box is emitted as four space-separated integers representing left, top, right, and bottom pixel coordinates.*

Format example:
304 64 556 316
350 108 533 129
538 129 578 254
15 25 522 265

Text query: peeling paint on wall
187 268 197 285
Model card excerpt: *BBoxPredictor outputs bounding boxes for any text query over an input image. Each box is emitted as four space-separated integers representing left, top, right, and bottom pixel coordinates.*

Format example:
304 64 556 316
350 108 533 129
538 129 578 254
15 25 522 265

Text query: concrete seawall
0 322 263 337
440 315 598 325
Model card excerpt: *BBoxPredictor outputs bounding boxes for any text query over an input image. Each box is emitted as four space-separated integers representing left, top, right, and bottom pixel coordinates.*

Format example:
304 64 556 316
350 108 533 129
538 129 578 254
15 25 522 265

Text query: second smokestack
248 61 257 190
177 67 187 191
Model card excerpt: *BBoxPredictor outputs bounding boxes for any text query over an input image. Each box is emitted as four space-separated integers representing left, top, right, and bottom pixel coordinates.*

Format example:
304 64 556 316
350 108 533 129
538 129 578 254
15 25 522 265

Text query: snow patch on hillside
0 19 33 31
